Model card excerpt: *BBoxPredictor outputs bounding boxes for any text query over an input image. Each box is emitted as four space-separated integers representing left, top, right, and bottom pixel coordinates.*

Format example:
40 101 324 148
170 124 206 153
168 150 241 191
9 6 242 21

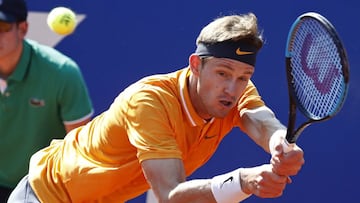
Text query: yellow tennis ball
47 7 77 35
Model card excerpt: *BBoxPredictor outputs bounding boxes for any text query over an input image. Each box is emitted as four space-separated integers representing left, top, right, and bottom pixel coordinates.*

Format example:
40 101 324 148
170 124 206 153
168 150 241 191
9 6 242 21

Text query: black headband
195 40 258 66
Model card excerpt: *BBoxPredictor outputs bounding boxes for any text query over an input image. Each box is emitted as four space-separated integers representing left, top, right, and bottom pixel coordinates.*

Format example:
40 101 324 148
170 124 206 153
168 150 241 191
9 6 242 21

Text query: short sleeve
125 88 182 162
237 80 265 114
57 59 93 123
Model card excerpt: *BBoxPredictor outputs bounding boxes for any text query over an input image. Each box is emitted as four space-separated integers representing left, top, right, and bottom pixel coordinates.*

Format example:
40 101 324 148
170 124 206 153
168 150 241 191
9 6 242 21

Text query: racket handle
282 139 295 153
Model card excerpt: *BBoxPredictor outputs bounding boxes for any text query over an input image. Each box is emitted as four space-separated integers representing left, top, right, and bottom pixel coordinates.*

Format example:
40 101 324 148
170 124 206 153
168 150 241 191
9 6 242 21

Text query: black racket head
285 12 349 121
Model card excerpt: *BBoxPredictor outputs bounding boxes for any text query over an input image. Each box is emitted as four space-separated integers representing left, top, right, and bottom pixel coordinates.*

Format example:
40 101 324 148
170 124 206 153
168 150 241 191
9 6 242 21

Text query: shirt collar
178 67 214 127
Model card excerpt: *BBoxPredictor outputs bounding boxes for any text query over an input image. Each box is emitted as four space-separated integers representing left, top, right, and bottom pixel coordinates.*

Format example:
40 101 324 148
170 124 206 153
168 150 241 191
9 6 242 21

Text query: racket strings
289 19 346 119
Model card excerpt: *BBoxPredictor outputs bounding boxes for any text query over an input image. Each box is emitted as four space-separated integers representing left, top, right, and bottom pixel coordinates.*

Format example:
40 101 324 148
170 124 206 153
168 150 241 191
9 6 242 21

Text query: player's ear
189 54 202 76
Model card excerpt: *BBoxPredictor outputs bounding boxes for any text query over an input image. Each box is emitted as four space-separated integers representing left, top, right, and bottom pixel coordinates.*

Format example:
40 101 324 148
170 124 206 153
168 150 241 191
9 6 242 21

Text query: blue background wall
27 1 359 202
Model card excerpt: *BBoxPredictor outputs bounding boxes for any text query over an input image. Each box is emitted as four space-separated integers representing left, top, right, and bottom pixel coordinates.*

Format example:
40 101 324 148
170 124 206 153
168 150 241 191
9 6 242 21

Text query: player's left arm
240 106 304 176
142 158 289 203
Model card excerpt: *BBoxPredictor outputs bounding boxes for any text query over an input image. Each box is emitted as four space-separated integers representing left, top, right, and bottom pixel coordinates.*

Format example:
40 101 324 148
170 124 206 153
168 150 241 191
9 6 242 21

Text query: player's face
191 56 254 119
0 21 27 62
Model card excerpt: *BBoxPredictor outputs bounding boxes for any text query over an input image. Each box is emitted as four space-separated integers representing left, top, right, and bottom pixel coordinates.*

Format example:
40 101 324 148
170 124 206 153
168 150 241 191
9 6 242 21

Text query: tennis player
8 13 304 203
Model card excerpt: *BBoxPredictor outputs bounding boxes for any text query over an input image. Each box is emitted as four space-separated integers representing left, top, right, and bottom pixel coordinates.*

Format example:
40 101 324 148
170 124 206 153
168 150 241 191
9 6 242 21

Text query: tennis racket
283 12 350 152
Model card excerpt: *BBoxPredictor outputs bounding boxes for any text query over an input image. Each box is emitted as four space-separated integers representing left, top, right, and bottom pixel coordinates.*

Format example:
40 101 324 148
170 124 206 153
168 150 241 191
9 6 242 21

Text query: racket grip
282 139 295 153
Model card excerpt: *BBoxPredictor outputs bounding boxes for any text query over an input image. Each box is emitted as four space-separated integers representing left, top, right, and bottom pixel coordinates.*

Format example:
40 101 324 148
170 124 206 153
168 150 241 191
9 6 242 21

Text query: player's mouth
219 100 233 108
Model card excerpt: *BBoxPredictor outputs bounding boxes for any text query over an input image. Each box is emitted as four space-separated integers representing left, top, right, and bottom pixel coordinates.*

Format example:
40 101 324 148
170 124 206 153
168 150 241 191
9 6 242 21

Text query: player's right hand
270 143 305 176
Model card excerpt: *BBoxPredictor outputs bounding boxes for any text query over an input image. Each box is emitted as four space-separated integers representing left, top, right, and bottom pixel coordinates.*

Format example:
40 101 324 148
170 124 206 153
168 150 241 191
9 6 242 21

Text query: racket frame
284 12 350 144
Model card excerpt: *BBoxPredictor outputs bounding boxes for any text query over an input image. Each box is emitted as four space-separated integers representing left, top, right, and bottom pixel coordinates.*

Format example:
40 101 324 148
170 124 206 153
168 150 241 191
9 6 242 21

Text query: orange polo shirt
29 67 264 202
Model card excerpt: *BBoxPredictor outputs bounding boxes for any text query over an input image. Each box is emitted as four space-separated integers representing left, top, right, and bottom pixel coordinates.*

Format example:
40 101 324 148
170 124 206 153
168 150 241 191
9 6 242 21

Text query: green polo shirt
0 39 93 188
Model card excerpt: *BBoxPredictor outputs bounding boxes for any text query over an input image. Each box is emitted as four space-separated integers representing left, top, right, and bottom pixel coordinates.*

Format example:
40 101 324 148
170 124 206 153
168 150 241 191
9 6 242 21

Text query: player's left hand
270 138 305 177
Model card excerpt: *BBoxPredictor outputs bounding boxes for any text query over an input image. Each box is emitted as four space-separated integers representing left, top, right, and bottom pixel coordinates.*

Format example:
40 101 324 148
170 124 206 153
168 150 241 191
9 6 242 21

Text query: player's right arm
240 106 304 176
141 158 288 203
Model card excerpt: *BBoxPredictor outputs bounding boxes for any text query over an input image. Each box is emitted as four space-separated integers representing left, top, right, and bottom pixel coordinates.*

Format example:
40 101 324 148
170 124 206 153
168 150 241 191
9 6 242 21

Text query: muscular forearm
168 179 216 203
240 107 305 178
143 159 218 203
143 160 250 203
240 106 286 153
166 170 250 203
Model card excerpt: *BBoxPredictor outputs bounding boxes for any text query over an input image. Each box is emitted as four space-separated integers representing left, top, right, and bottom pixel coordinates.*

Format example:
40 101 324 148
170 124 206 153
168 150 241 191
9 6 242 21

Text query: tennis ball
47 7 77 35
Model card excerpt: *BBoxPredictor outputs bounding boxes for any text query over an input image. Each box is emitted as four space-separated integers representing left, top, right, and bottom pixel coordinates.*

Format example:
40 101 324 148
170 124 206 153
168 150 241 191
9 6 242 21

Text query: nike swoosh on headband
236 48 254 55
